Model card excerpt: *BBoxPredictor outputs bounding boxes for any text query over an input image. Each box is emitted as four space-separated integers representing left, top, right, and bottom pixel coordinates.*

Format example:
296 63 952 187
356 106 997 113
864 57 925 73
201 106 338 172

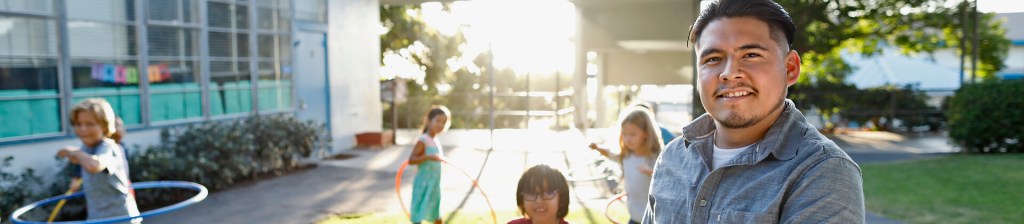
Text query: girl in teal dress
408 105 451 224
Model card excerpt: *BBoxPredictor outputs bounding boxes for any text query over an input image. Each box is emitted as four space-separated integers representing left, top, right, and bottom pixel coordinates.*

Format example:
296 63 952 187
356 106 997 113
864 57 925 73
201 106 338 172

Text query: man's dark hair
689 0 796 48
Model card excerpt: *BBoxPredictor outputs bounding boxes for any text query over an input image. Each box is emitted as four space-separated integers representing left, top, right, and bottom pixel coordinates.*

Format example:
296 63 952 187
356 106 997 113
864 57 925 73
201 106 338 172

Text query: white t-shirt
622 154 655 222
713 143 753 170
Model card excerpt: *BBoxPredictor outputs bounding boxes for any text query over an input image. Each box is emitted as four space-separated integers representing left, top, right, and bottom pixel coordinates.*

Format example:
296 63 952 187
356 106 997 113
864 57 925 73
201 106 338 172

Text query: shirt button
700 199 707 207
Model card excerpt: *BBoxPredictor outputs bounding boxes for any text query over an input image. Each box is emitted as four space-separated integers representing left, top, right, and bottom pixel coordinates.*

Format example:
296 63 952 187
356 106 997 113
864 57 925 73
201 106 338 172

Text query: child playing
66 117 130 195
407 105 451 224
508 164 570 224
588 107 664 224
633 103 677 145
56 99 140 224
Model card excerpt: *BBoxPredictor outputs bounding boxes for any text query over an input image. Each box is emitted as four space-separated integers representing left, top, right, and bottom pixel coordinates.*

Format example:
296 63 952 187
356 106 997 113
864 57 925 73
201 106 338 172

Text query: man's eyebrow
700 44 769 57
737 44 769 51
699 48 724 57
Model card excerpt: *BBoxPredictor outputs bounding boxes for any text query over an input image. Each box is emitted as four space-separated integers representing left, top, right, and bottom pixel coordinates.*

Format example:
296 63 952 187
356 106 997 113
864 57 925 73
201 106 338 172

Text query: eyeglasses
521 190 558 202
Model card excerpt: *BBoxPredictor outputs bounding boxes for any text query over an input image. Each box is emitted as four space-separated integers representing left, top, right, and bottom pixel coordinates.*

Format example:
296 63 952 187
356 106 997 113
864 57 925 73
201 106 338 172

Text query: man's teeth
724 91 750 97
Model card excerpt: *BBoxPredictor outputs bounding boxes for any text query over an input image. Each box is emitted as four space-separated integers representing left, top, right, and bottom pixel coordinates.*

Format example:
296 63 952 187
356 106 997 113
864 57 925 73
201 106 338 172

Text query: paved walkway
142 129 951 224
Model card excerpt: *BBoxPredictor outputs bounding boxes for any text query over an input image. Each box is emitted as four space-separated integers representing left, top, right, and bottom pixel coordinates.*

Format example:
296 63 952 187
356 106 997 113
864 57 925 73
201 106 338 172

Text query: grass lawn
862 154 1024 224
318 206 631 224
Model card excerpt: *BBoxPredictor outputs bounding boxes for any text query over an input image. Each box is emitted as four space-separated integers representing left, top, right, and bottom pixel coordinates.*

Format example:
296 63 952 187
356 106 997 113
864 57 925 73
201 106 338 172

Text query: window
148 60 202 121
208 0 253 116
148 26 199 57
0 6 60 139
294 0 326 22
68 22 137 57
147 1 203 122
0 16 58 57
66 0 135 22
148 0 197 23
257 60 290 112
67 0 141 125
70 60 142 125
2 0 299 142
0 59 60 138
255 0 291 112
208 1 248 29
0 0 53 14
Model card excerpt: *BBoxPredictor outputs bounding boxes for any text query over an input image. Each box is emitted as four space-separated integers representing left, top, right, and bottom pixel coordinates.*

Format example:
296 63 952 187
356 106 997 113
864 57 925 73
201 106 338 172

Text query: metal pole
199 0 210 118
56 0 72 134
555 72 561 129
959 0 966 87
488 0 496 150
137 0 151 126
392 80 398 144
249 0 260 114
972 0 979 83
526 72 531 129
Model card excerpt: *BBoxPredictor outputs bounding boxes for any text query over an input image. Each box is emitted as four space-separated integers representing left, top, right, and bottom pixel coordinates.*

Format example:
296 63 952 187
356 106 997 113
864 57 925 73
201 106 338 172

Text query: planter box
355 130 394 149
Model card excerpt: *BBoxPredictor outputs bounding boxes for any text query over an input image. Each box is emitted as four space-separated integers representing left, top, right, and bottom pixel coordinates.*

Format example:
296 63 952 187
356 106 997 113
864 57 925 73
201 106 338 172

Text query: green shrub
1 156 68 224
128 115 330 209
130 115 330 190
947 80 1024 153
2 115 330 223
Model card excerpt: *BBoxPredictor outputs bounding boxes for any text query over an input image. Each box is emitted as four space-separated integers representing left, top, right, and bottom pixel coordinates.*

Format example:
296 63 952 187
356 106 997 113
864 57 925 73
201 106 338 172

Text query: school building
1 0 382 178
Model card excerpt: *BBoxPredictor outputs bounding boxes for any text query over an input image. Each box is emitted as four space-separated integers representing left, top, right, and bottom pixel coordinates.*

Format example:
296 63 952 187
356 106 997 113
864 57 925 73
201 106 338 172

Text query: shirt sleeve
780 157 866 223
92 142 124 175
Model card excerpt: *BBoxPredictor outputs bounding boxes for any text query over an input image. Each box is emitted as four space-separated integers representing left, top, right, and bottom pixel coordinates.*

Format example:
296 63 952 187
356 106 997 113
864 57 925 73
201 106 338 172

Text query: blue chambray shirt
643 100 865 223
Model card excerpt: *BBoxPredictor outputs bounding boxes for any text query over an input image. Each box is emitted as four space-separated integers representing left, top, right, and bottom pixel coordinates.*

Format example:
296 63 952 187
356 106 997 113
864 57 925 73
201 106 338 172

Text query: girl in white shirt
589 107 664 224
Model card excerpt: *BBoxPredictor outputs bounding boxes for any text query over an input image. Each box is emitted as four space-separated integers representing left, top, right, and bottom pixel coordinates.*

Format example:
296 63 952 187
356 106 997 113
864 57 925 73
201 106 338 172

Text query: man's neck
714 106 785 148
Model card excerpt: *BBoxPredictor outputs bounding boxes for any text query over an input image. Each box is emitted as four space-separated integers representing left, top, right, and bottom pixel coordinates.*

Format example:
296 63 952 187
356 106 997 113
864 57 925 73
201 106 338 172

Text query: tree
380 4 492 129
778 0 1010 126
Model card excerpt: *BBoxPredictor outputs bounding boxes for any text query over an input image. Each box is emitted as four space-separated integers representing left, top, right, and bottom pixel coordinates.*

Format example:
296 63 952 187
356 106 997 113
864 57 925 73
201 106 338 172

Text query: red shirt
507 218 569 224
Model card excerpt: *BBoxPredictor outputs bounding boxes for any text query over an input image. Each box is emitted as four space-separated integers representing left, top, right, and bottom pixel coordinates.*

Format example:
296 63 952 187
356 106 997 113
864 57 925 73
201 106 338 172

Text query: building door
293 30 330 130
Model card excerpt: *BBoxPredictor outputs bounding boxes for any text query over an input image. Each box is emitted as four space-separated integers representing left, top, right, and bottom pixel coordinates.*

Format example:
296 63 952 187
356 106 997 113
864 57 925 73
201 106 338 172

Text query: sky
978 0 1024 13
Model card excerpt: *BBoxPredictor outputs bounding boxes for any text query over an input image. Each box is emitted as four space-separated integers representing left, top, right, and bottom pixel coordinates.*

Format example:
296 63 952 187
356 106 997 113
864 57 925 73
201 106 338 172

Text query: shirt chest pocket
710 210 777 224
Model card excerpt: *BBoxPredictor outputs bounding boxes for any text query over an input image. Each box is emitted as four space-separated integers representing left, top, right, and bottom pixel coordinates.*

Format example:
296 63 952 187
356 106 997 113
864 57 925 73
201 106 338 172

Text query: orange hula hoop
604 192 627 224
395 158 497 224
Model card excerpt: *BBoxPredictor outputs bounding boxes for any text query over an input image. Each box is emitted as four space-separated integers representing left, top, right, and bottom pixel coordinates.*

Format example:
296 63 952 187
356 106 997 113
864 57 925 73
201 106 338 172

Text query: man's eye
743 53 761 58
703 57 722 64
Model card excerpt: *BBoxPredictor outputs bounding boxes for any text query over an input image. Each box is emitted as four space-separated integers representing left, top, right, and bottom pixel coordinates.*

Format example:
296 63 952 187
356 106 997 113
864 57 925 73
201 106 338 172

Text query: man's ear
785 50 800 87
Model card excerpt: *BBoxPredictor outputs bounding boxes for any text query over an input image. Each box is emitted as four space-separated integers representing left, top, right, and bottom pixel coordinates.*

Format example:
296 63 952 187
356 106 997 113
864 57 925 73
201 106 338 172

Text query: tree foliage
781 0 1010 123
380 4 493 129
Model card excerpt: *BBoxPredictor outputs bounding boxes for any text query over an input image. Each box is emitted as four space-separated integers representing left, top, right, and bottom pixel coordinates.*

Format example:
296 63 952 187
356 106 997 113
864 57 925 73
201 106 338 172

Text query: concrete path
146 129 622 224
143 129 951 224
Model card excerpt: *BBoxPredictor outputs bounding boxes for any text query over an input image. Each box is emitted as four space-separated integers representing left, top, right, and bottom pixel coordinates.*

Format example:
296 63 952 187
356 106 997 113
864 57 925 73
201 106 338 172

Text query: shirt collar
681 99 806 162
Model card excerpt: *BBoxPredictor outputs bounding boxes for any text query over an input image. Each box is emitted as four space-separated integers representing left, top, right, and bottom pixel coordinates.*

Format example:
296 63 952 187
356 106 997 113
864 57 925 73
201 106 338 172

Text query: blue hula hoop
9 181 208 224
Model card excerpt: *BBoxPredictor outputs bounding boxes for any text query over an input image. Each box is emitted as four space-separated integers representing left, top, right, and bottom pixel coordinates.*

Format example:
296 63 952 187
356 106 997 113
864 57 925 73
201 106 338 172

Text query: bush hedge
1 115 330 223
947 80 1024 153
1 156 67 224
130 115 331 191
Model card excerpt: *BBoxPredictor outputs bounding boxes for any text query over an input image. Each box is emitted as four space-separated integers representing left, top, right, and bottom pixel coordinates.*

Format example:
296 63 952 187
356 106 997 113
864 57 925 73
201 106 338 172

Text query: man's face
695 17 800 129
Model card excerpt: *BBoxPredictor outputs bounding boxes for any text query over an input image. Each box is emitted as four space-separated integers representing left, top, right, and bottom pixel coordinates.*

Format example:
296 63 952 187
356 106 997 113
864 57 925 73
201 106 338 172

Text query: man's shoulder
782 126 852 160
788 129 859 171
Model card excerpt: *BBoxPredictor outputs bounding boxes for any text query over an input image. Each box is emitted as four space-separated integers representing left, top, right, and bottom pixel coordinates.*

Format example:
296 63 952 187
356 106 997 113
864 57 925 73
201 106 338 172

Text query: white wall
932 46 1024 76
2 0 386 180
1007 46 1024 72
327 0 383 150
